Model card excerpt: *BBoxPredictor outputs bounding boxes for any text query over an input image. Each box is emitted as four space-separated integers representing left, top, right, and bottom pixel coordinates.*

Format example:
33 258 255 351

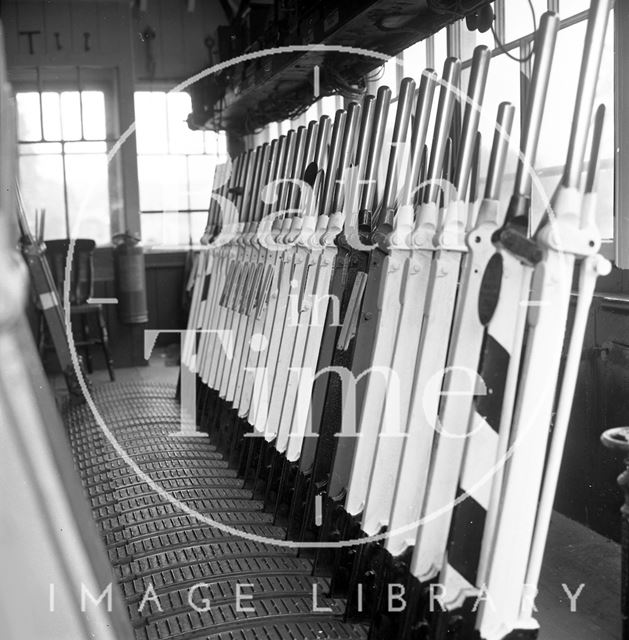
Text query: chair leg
97 308 115 382
81 313 93 373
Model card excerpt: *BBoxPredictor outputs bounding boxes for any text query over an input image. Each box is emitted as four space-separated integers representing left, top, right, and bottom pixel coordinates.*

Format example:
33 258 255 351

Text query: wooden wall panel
182 3 209 72
70 2 101 55
1 3 19 59
132 1 162 81
132 0 227 85
97 3 123 56
15 1 45 57
159 0 186 80
43 2 72 57
5 1 129 66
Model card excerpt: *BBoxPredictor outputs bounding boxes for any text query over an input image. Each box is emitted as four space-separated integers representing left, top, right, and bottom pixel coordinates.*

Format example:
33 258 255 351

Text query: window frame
12 66 119 245
133 88 228 250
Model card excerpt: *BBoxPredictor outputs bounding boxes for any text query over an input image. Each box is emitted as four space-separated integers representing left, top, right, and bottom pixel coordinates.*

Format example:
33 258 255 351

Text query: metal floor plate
62 381 367 640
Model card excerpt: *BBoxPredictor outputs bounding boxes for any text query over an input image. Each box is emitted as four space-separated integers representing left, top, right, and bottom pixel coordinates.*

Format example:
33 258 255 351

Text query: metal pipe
512 11 560 202
359 85 391 214
263 135 286 221
469 132 481 204
343 95 375 229
425 57 461 204
332 101 361 213
302 119 319 175
286 126 308 212
401 70 438 208
253 139 276 223
379 76 416 226
241 146 262 225
585 102 606 194
230 152 247 225
319 109 347 217
314 115 332 174
454 45 490 199
485 102 516 201
249 143 270 225
354 94 376 171
275 130 296 218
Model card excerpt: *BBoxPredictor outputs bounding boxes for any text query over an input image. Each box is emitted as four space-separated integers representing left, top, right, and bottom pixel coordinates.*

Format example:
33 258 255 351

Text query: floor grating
62 380 368 640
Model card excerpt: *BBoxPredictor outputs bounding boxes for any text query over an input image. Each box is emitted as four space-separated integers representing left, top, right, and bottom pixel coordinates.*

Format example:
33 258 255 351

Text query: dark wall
556 267 629 542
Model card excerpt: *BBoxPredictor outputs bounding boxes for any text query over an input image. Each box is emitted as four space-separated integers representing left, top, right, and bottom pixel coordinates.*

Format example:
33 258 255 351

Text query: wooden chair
38 239 115 381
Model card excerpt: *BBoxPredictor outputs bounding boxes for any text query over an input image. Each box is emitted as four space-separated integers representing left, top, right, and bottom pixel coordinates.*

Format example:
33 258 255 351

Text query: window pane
16 92 42 141
433 29 448 68
267 122 280 141
380 55 398 92
290 110 306 129
217 131 227 156
204 130 227 156
304 101 318 125
134 92 168 154
65 153 111 244
81 91 106 140
474 24 495 51
137 155 188 211
318 95 338 118
141 212 192 247
20 142 63 155
167 91 204 154
65 141 108 154
191 211 209 244
60 92 82 140
41 92 61 141
19 154 66 239
188 155 218 210
504 0 547 43
596 161 614 240
560 0 590 17
403 41 426 78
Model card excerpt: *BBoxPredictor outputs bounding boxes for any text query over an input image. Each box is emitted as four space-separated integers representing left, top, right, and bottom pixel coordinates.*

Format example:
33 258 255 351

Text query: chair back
44 239 96 305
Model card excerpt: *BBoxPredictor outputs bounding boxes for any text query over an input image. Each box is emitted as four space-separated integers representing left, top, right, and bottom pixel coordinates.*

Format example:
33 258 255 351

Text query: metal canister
112 232 148 324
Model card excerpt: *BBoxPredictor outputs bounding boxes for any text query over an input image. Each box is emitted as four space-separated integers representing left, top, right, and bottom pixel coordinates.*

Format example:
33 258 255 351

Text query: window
134 91 228 248
403 41 427 78
430 28 448 69
17 89 112 245
503 0 547 43
379 54 401 96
